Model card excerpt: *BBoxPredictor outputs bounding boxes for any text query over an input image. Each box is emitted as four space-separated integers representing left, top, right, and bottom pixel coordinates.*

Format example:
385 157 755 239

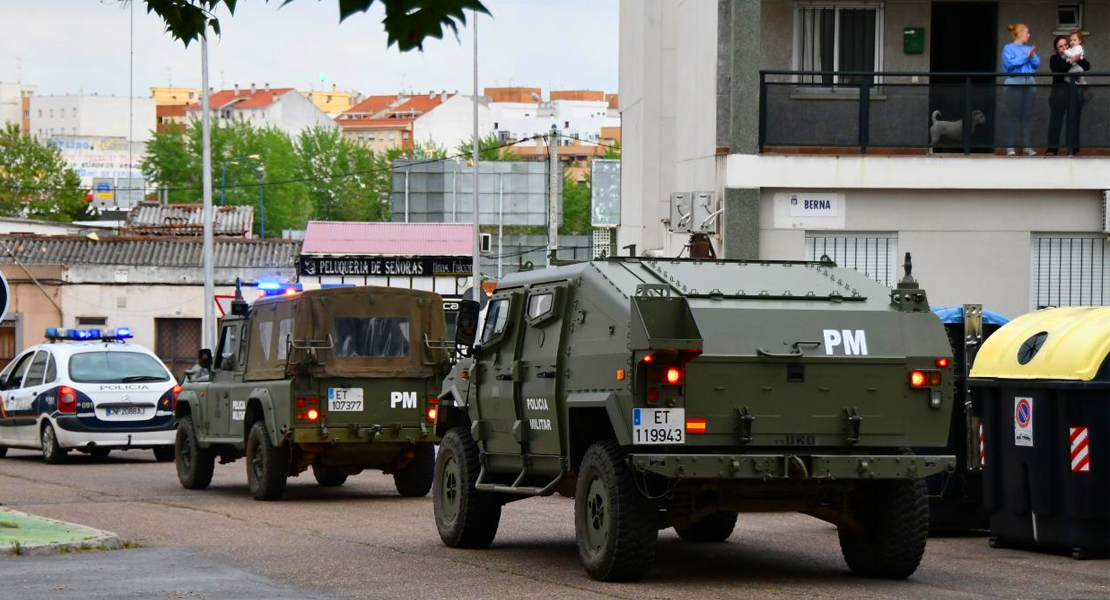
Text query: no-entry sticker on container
1070 427 1090 473
1014 397 1033 447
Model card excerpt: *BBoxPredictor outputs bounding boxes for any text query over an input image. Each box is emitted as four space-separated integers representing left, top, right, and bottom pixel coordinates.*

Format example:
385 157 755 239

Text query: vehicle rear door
208 322 243 439
474 292 525 456
516 284 568 458
69 349 173 425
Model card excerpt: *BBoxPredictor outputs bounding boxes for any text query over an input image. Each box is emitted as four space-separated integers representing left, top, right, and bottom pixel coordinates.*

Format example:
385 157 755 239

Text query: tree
601 140 621 159
141 0 488 51
559 173 591 235
454 133 521 162
0 124 91 222
142 120 311 236
296 126 385 222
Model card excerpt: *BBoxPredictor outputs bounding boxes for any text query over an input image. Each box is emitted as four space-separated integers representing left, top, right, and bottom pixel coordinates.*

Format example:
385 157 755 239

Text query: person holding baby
1047 31 1091 155
1001 23 1041 156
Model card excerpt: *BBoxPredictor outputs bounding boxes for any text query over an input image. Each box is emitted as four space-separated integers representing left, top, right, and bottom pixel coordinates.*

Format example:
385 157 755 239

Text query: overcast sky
1 0 618 98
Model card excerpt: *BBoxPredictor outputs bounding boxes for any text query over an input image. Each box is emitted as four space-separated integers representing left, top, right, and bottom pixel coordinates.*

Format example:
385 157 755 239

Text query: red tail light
935 357 950 368
909 370 942 388
909 370 927 388
306 408 320 421
58 386 77 414
665 367 682 385
427 407 438 421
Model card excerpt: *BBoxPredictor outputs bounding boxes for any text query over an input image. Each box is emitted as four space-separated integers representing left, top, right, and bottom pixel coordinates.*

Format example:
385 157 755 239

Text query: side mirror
454 300 481 349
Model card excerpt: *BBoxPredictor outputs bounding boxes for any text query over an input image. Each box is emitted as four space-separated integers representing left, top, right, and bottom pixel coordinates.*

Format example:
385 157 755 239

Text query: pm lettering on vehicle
823 329 869 356
390 391 417 409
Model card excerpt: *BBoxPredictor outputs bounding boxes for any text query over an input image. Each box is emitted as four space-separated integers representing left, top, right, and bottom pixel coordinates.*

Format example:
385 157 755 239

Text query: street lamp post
253 166 266 238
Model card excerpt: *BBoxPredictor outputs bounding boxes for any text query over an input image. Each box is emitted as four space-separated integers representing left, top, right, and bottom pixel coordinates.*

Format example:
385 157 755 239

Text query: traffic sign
1014 397 1033 447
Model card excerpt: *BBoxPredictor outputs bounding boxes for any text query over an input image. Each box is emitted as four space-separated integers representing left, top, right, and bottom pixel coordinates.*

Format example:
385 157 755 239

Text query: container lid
970 306 1110 381
931 306 1010 326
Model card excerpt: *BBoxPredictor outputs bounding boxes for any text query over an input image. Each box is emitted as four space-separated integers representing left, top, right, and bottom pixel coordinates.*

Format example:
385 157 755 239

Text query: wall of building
0 83 33 131
271 92 338 136
757 188 1105 317
0 265 64 354
30 95 156 142
414 95 492 151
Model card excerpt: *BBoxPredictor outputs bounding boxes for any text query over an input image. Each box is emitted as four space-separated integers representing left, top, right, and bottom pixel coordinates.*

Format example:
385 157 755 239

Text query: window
481 299 510 344
402 132 410 139
5 352 34 388
44 354 57 384
527 293 554 320
806 233 898 287
216 324 237 368
49 109 54 118
334 317 410 358
23 351 50 388
1057 3 1082 30
68 352 171 384
77 317 107 328
1031 235 1108 309
37 109 42 118
793 3 884 86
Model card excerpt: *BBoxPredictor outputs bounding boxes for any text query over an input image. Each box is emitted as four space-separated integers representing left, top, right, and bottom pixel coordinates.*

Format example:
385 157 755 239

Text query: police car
0 327 178 463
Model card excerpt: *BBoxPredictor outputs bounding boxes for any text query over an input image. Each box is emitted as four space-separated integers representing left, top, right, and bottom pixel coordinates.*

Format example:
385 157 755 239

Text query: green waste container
969 307 1110 559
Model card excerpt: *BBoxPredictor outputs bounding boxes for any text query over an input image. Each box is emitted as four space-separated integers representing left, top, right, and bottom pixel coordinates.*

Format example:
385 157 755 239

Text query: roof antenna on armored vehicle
898 252 917 288
622 243 637 258
231 277 249 316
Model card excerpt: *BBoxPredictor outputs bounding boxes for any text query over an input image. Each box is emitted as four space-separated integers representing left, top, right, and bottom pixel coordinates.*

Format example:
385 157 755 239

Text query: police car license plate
632 408 685 445
105 406 146 417
328 388 364 412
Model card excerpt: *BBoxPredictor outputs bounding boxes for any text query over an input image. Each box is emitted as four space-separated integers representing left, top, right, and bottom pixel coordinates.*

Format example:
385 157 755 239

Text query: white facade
29 95 156 142
619 0 1110 317
490 99 620 149
412 95 492 151
0 82 33 130
187 90 336 137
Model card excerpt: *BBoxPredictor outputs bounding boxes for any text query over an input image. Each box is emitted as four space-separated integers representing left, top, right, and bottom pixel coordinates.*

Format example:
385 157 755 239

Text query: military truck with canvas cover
433 255 957 581
175 286 448 500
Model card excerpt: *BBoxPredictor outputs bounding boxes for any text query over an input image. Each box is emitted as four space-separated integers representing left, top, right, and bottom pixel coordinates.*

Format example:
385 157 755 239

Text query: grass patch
9 541 22 556
0 521 19 529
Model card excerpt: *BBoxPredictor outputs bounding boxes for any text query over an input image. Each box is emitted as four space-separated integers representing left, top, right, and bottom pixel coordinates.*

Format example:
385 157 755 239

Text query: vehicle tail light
665 367 682 385
928 371 942 386
58 386 77 414
909 370 942 388
935 357 950 368
427 397 438 421
296 397 320 421
165 384 182 410
305 408 320 421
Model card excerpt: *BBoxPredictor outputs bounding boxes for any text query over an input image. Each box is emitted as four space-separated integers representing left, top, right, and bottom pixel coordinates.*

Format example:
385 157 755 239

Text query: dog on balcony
929 109 986 153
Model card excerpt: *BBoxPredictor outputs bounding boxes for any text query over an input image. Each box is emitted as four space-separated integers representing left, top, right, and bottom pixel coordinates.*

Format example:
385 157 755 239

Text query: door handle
537 370 557 379
495 374 513 381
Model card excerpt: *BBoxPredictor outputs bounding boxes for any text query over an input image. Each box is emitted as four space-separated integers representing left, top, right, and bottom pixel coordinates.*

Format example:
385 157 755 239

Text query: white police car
0 327 178 463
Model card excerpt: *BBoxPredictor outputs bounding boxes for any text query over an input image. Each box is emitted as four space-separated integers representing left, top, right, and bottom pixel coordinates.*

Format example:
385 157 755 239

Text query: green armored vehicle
433 254 956 581
175 285 448 501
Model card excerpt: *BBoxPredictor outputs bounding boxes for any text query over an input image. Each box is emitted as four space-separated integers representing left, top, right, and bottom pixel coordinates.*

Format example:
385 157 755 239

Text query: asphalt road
0 448 1106 600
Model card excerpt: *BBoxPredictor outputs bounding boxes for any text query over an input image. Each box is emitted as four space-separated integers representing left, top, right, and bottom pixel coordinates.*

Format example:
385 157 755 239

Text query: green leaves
454 133 521 162
142 0 488 51
0 124 90 222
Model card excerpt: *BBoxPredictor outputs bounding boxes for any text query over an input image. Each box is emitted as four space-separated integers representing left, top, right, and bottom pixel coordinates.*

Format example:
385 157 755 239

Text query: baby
1065 30 1087 85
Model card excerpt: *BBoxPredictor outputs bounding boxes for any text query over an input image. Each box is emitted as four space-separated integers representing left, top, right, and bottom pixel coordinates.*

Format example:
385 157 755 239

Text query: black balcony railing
759 70 1110 154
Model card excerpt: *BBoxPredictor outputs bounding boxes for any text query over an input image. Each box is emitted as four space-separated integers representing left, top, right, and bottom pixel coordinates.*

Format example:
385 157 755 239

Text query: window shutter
806 233 898 287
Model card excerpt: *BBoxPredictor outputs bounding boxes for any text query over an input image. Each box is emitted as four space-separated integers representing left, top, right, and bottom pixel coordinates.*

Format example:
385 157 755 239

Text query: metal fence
760 71 1110 154
1031 235 1109 308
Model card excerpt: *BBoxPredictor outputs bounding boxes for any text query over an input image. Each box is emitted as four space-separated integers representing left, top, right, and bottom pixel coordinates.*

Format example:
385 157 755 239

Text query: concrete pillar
721 0 762 259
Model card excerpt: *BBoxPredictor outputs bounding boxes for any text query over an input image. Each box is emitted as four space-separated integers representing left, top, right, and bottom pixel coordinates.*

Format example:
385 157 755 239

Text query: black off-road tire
575 440 658 582
41 422 68 464
246 420 289 501
153 446 174 462
89 447 112 459
434 427 501 548
313 464 348 487
175 416 215 490
394 443 435 497
675 511 738 543
838 478 929 579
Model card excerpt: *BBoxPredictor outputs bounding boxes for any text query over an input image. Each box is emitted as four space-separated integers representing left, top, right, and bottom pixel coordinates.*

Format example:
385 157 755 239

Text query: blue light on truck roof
257 281 282 291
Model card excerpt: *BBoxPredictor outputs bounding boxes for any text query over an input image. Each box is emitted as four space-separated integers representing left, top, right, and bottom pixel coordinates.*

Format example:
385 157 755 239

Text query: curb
1 509 123 557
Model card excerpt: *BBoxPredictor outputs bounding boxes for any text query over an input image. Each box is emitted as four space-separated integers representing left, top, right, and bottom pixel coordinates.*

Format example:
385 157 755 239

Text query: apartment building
487 87 621 158
183 84 336 137
337 92 492 152
620 0 1110 317
29 94 156 142
302 86 364 116
0 82 34 132
151 86 199 133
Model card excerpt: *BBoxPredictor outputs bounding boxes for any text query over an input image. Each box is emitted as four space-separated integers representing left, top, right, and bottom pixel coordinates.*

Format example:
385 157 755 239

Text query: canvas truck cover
244 286 448 381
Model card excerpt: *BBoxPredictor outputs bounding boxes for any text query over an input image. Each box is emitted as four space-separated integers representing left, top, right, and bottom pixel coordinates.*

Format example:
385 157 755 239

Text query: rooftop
125 202 254 237
0 235 300 268
183 87 295 112
301 221 472 257
340 92 455 121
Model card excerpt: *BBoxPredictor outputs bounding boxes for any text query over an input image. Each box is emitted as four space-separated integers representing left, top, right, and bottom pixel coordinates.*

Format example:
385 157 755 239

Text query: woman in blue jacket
1001 23 1041 156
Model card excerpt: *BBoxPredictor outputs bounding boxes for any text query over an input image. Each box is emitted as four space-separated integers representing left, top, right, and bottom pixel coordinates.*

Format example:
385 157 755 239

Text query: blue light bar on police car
114 327 133 339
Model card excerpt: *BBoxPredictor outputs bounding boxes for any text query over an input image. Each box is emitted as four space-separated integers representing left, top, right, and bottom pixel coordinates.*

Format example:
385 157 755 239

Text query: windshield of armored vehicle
334 317 410 358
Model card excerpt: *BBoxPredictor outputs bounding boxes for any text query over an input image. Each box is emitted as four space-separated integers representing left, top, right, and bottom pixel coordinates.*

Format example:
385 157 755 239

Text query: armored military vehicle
175 285 448 501
433 254 956 581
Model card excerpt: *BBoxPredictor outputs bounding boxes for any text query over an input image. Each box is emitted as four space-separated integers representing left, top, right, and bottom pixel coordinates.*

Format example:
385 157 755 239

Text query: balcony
758 71 1109 156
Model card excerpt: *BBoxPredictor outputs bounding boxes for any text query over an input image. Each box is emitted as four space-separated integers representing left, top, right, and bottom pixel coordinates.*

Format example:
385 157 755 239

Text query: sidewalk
0 509 121 556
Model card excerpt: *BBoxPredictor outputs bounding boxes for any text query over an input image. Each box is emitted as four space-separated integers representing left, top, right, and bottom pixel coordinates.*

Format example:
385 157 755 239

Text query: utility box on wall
904 27 925 54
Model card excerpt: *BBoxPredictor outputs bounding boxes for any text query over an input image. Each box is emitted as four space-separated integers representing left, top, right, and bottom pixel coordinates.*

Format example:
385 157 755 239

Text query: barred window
1031 235 1109 308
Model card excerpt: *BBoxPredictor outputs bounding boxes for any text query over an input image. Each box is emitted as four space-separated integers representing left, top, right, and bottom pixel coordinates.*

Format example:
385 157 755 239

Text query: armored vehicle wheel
574 440 658 582
313 465 348 487
675 511 738 543
434 427 501 548
246 420 289 501
394 443 434 497
153 446 174 462
41 422 68 464
89 448 111 459
838 478 929 579
176 416 215 490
